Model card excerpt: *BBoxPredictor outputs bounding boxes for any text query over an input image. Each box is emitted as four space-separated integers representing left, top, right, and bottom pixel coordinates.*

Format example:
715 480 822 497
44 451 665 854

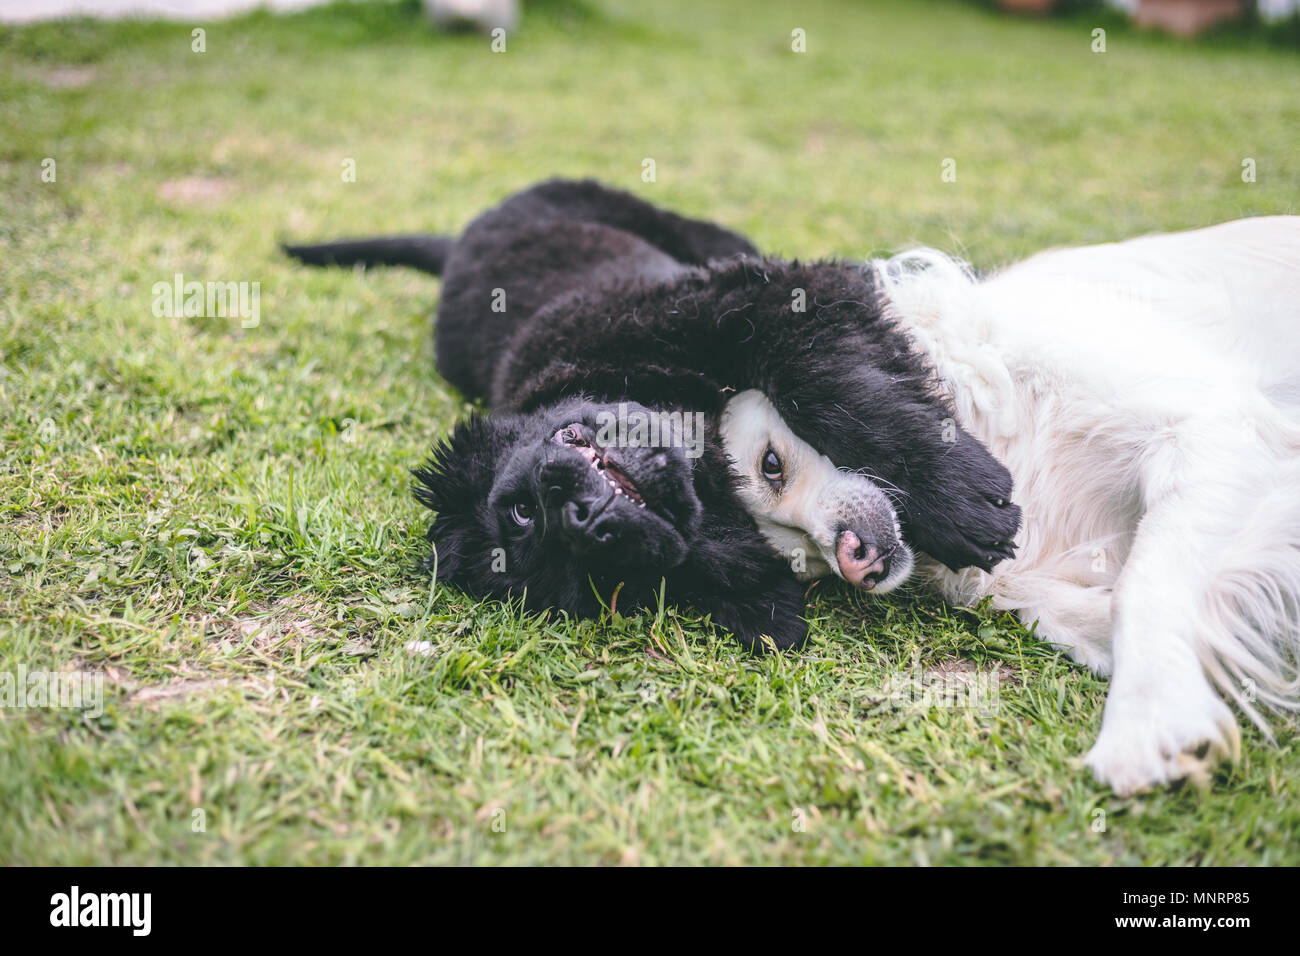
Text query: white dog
722 217 1300 795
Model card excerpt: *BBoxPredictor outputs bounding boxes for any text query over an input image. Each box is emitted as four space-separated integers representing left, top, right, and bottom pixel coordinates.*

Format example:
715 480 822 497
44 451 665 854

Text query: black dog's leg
668 486 813 651
697 574 809 652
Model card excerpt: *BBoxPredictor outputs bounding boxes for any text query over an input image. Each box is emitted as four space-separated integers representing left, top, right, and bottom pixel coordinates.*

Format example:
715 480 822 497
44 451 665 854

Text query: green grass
2 0 1297 865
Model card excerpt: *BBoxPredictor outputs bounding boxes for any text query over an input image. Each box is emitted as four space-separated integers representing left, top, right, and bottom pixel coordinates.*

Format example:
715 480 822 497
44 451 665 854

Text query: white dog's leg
1083 422 1260 795
1011 582 1114 676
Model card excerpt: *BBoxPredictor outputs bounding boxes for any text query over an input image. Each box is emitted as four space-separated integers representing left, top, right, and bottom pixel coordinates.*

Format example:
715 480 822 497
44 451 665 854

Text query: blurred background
3 0 1300 35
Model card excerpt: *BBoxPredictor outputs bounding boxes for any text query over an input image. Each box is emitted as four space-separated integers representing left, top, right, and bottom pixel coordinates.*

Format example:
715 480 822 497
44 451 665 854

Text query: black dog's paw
909 432 1021 573
917 495 1021 573
700 575 808 653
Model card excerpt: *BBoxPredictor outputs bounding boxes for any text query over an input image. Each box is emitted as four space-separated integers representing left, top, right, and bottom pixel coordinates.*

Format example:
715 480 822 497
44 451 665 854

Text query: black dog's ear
422 512 475 582
411 414 517 582
700 573 808 653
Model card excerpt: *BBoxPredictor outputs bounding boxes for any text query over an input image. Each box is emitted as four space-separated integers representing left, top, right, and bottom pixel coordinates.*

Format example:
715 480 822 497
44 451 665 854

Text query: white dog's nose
836 529 891 589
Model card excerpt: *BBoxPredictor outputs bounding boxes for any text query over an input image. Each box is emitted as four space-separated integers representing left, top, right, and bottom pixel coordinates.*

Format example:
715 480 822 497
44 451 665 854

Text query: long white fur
726 217 1300 795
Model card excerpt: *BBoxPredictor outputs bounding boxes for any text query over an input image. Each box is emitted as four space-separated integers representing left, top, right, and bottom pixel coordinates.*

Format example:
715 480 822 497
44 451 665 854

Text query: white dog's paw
1084 682 1241 797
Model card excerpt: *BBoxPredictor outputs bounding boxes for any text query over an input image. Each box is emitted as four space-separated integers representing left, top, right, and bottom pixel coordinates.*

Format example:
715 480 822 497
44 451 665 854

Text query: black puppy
285 179 1020 649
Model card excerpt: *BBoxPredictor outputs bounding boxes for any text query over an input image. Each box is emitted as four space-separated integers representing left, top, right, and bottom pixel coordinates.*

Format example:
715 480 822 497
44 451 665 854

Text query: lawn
1 0 1297 865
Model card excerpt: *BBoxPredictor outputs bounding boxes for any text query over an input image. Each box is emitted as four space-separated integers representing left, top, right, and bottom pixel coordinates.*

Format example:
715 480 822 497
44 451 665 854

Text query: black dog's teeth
562 433 647 507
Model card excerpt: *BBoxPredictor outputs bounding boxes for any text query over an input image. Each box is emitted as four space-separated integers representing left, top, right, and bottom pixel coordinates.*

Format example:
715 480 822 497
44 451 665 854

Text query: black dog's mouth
554 424 647 507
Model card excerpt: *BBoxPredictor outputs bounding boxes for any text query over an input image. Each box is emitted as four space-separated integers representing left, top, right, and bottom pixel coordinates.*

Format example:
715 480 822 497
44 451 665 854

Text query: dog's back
285 179 759 401
434 180 759 399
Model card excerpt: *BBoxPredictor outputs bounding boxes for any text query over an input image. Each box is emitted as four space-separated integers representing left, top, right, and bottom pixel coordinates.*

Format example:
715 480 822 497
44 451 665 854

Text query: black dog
285 179 1020 649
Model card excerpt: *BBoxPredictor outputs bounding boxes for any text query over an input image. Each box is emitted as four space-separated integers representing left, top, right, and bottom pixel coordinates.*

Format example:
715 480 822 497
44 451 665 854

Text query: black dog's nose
562 499 589 530
561 499 618 549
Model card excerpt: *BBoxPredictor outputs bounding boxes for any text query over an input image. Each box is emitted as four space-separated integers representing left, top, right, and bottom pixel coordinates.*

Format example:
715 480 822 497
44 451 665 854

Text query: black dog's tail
281 234 454 275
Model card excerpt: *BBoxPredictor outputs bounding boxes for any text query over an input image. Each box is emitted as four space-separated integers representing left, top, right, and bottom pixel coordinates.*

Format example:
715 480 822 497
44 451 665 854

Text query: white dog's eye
511 502 535 526
760 447 784 490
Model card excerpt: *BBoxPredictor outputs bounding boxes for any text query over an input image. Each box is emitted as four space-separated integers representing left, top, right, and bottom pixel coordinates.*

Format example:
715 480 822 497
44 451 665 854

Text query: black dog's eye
511 502 534 526
760 447 784 489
